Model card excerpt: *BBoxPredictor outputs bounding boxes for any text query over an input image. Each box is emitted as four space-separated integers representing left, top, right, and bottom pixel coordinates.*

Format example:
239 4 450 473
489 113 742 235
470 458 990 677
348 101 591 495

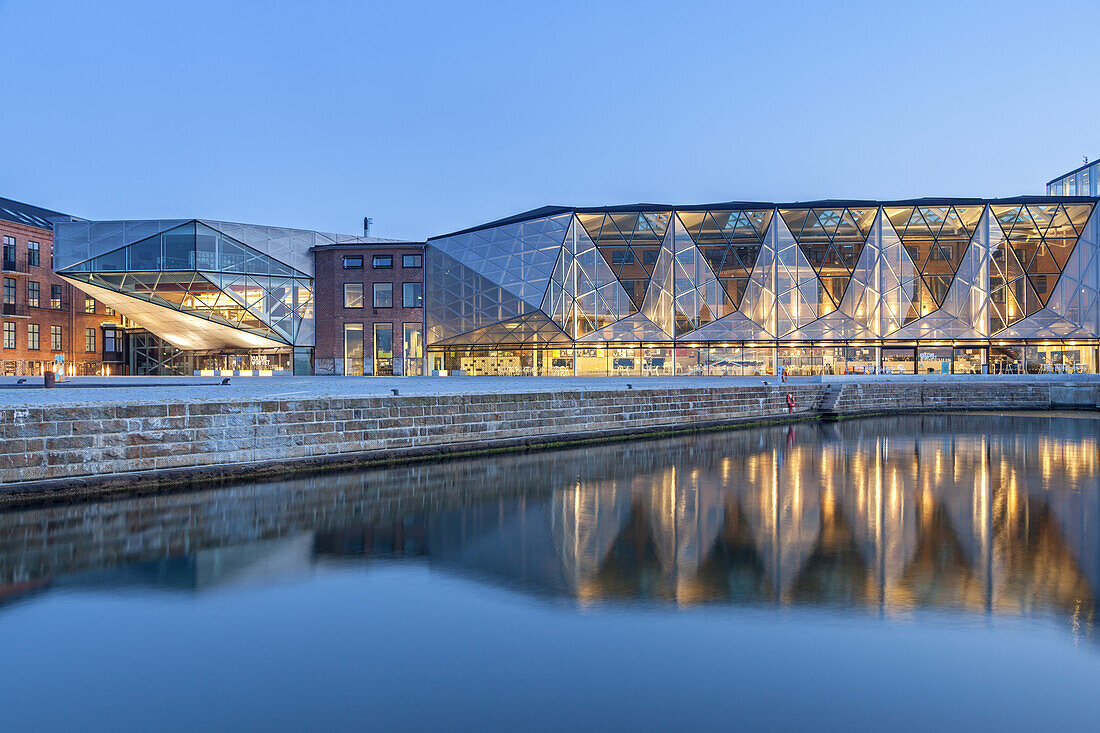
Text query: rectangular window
643 250 659 267
103 328 118 353
104 305 114 316
50 325 62 351
84 295 95 313
1 236 14 268
50 284 62 309
402 254 422 268
343 323 364 376
28 281 39 308
372 255 392 269
85 328 96 352
374 323 393 376
343 282 364 308
342 255 363 269
28 324 39 351
2 277 14 304
27 241 39 267
611 250 633 266
373 282 393 308
402 281 423 308
403 323 423 376
2 322 14 349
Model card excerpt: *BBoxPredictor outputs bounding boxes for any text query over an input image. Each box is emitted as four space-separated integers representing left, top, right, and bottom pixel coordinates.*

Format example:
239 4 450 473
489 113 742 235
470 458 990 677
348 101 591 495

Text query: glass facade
54 221 315 349
1049 161 1099 197
426 199 1100 374
53 218 380 373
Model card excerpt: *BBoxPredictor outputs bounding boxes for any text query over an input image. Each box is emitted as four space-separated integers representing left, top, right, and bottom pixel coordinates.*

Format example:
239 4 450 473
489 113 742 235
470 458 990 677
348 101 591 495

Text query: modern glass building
53 219 382 374
425 198 1100 376
1049 160 1099 197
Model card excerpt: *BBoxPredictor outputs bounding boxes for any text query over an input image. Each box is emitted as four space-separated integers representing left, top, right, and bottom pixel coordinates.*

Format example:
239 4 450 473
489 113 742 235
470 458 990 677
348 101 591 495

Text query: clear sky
1 0 1097 241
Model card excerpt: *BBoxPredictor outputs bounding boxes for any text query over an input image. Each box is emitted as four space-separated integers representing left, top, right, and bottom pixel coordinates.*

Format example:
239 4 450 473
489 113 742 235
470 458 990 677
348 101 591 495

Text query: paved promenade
1 373 1097 407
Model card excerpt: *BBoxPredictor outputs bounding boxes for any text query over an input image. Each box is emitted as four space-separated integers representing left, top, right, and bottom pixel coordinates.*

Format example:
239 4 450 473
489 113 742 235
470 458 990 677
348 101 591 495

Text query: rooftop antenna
363 217 373 237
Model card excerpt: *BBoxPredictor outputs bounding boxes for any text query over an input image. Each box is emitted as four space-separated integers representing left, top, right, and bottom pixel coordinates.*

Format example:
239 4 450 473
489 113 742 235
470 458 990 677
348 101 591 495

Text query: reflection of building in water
404 417 1099 639
1 415 1097 640
42 535 317 596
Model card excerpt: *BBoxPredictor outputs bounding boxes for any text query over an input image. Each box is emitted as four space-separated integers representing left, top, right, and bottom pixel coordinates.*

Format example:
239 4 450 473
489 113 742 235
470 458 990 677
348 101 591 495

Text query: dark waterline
2 412 1099 732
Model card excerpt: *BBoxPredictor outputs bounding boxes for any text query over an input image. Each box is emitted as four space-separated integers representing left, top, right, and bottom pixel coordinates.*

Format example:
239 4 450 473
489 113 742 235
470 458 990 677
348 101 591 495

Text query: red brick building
0 197 123 376
312 243 425 376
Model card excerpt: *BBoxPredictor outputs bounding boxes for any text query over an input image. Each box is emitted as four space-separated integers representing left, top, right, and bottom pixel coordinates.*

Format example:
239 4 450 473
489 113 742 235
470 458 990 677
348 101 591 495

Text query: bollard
44 370 56 388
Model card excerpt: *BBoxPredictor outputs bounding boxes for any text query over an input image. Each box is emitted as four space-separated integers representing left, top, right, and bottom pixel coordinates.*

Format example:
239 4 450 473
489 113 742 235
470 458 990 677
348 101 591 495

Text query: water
2 412 1099 732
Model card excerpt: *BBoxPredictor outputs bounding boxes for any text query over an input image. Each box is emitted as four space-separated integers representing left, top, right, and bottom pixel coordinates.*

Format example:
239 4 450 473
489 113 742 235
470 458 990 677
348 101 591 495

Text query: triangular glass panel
577 214 605 243
1062 204 1094 236
992 205 1021 233
918 207 949 237
884 207 914 234
954 206 985 235
816 209 843 237
779 209 811 239
610 213 637 240
905 209 933 239
640 212 671 240
849 208 878 236
677 211 708 241
745 210 773 237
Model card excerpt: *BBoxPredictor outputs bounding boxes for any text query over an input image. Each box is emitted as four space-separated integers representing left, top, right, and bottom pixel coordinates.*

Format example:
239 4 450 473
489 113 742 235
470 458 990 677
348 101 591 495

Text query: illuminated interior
427 199 1100 375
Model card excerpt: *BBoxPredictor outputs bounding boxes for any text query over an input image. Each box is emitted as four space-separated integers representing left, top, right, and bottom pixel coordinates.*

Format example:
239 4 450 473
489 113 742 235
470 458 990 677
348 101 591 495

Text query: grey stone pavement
0 373 1097 408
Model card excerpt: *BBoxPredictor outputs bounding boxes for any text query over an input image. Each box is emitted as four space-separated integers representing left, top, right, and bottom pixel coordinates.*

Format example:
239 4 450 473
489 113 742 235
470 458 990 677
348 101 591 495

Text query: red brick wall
313 245 424 375
1 219 122 376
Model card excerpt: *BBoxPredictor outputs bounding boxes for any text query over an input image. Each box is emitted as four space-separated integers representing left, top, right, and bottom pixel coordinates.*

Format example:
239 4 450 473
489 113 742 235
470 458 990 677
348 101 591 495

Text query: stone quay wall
0 380 1095 491
830 381 1056 413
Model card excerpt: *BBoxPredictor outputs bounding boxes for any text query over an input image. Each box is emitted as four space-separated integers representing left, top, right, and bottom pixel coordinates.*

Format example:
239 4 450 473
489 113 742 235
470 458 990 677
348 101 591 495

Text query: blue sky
1 0 1096 241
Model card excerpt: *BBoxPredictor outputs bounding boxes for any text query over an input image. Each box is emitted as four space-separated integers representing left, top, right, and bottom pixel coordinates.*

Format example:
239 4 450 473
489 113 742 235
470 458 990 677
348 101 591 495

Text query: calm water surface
2 413 1099 732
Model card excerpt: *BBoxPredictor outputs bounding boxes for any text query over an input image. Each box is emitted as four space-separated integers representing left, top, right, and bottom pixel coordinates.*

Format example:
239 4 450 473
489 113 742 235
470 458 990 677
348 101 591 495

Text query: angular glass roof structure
54 218 382 350
426 198 1099 347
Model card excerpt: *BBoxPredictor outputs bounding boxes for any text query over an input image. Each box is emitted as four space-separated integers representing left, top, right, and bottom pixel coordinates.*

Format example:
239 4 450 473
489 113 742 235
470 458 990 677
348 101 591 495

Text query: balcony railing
2 302 27 317
1 258 28 274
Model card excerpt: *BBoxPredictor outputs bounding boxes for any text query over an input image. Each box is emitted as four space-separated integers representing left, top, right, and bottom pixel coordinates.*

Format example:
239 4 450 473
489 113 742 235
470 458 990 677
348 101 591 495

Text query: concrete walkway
0 373 1097 407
